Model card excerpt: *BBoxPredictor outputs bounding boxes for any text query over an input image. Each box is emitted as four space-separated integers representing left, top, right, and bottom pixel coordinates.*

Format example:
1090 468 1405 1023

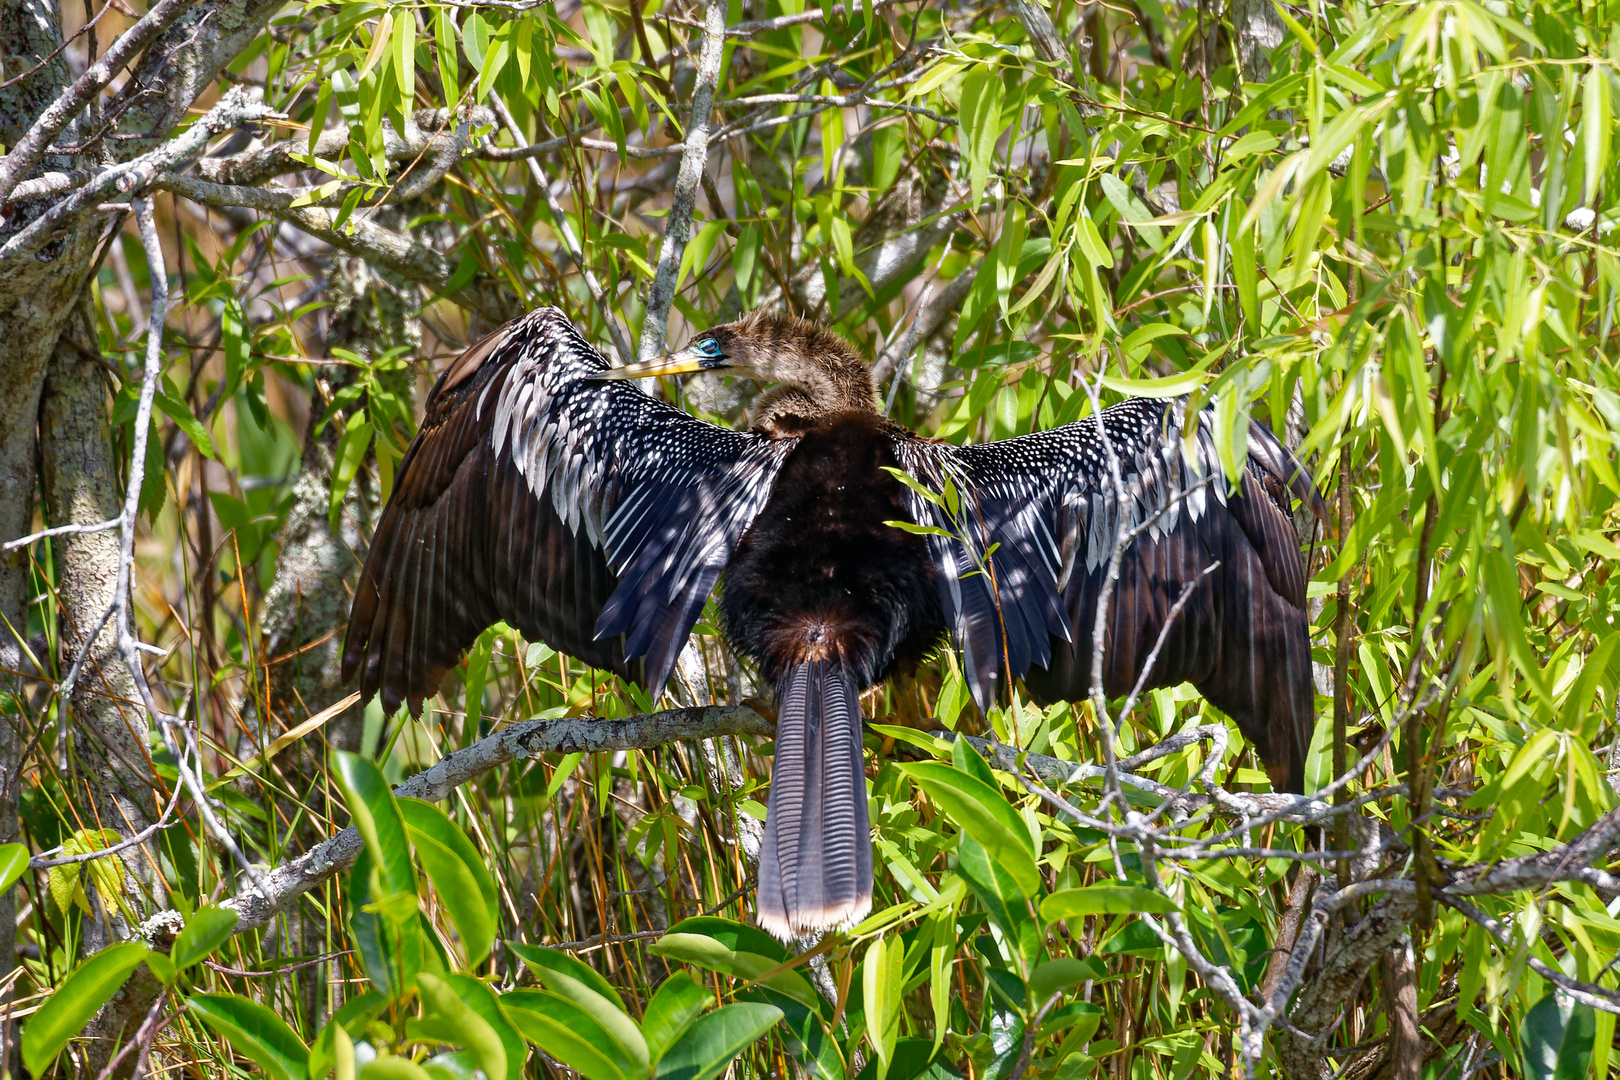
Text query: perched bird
341 306 1325 938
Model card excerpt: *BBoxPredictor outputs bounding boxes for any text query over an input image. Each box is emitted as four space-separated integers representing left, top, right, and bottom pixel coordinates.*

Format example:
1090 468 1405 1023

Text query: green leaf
896 762 1039 896
527 967 649 1076
644 972 711 1064
328 420 373 532
23 942 149 1075
505 940 625 1009
333 751 415 899
1520 992 1596 1080
410 973 506 1080
359 1056 434 1080
189 993 310 1080
0 842 29 893
960 66 1006 203
1041 884 1180 920
1583 59 1609 208
861 936 903 1080
144 953 176 986
655 1003 783 1080
156 375 217 459
440 975 525 1080
501 989 634 1080
173 905 240 971
648 934 823 1013
399 800 497 964
1027 957 1106 1001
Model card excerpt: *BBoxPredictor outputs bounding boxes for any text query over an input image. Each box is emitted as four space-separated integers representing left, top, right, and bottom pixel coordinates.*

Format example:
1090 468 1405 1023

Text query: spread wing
341 307 795 716
896 398 1325 791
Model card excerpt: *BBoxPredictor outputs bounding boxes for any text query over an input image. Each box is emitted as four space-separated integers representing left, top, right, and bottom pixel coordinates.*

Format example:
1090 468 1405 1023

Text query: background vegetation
1 0 1619 1074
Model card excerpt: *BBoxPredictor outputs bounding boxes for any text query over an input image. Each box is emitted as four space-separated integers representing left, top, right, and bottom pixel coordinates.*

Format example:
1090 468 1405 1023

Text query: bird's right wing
341 307 795 715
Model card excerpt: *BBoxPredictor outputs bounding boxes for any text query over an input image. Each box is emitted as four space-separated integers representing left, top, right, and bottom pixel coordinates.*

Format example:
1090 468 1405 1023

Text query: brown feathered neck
701 311 877 431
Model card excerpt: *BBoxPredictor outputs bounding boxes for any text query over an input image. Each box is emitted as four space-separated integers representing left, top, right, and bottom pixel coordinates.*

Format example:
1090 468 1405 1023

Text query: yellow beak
595 353 712 380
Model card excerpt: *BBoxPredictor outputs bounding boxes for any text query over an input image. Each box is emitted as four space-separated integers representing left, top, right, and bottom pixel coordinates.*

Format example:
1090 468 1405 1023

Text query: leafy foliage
9 0 1620 1073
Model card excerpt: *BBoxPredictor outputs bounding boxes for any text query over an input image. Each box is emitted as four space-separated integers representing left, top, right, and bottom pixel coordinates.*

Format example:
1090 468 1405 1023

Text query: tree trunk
40 304 161 880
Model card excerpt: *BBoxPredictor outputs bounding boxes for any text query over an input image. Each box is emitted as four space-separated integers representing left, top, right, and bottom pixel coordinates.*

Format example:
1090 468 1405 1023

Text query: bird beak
595 347 717 381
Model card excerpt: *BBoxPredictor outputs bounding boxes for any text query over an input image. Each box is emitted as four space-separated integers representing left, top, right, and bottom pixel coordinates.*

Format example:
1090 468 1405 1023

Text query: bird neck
749 351 876 434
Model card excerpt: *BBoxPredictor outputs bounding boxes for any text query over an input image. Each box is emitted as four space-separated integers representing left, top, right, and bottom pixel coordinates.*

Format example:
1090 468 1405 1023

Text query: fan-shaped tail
756 660 872 940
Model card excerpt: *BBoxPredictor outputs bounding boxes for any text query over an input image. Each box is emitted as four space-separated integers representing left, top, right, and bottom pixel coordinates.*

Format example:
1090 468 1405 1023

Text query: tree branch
0 0 202 204
220 705 773 932
638 0 727 360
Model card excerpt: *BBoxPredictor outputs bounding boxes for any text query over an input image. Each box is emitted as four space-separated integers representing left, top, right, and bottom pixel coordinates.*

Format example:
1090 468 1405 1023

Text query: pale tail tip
755 894 873 943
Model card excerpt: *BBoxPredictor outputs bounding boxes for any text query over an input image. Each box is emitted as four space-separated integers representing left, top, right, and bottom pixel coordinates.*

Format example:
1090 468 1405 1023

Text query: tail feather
757 660 872 940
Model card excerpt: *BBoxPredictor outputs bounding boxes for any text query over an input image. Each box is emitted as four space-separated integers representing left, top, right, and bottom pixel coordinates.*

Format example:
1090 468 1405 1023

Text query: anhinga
342 306 1325 939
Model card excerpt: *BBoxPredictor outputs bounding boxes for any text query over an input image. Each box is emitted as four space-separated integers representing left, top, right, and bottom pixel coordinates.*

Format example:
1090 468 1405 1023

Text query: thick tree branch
0 86 272 265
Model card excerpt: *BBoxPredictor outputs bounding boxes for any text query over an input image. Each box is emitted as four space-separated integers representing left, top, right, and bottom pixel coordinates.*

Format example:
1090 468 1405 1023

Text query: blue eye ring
696 338 723 357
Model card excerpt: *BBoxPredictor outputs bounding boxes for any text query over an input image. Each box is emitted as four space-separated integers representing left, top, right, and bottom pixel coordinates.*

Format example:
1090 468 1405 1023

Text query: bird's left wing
894 398 1324 788
342 307 795 715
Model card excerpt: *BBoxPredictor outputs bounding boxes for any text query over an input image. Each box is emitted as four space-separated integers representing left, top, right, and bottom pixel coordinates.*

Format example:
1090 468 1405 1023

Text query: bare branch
638 0 727 361
0 86 273 265
0 0 202 205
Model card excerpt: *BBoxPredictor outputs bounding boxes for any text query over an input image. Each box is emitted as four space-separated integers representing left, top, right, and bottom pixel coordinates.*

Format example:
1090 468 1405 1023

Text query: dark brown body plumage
721 412 945 688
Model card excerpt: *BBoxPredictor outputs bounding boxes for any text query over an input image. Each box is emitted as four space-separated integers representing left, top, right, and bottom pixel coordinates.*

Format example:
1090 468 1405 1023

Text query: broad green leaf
1041 884 1180 919
501 989 634 1080
22 942 149 1075
1520 992 1595 1080
648 934 823 1013
1028 957 1107 1001
505 939 625 1009
644 972 710 1064
400 800 497 964
359 1056 434 1080
441 975 526 1080
529 967 649 1075
0 843 29 893
861 936 903 1080
173 905 240 970
410 973 506 1080
333 751 415 899
896 762 1039 896
189 993 310 1080
655 1003 783 1080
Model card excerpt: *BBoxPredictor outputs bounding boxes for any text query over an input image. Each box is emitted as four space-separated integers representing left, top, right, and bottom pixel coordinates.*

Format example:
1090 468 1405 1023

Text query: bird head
596 328 741 380
595 311 877 418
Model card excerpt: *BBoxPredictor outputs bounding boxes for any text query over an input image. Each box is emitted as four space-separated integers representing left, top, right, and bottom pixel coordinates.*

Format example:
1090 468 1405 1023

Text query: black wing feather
898 398 1326 792
342 307 793 716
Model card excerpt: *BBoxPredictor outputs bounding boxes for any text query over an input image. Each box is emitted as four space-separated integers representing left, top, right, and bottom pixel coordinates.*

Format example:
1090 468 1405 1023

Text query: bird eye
697 338 723 357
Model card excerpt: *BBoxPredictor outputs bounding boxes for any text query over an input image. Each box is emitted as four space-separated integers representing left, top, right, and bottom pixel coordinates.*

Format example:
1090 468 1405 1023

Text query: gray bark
40 305 160 880
1230 0 1285 82
0 1 93 1051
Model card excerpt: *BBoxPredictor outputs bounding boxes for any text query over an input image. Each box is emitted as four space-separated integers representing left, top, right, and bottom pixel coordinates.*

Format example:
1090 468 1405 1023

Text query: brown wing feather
341 320 636 717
